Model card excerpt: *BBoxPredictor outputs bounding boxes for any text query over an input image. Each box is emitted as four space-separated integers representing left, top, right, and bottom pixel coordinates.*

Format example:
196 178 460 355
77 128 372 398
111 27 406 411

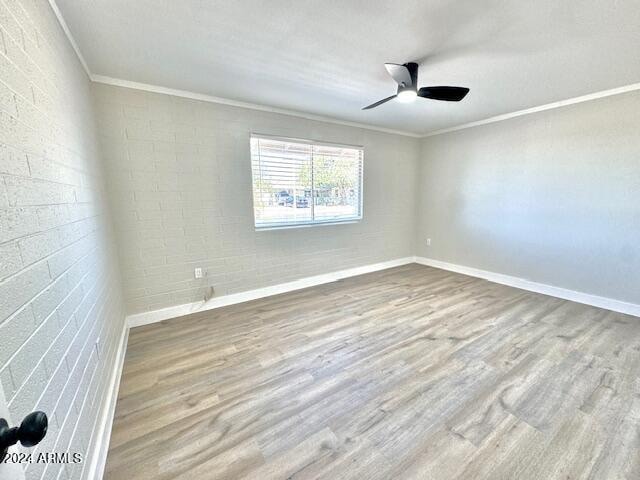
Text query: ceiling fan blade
418 86 469 102
384 63 412 87
362 95 397 110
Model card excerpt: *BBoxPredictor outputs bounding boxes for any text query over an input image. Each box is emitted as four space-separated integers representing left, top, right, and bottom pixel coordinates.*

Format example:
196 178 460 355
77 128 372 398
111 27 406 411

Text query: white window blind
251 135 363 229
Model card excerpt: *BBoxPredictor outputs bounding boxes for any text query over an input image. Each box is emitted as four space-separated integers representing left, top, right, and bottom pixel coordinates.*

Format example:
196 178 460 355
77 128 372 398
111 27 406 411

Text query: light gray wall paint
417 90 640 304
0 2 125 479
0 4 637 480
92 83 419 314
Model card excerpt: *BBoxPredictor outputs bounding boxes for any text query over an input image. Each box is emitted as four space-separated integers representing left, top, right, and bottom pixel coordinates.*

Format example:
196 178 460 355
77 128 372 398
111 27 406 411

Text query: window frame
250 133 364 231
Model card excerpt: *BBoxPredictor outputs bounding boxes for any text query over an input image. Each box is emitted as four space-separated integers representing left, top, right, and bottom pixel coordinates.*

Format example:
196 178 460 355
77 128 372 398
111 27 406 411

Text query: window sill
255 219 361 231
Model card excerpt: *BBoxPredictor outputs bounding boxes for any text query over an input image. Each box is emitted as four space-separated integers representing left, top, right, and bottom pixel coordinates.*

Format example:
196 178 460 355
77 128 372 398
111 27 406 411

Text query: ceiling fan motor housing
362 61 468 109
398 62 419 93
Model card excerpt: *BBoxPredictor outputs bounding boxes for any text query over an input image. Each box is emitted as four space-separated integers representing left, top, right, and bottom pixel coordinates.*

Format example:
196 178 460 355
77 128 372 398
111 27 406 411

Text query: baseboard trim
85 322 129 480
415 256 640 317
87 255 639 478
126 257 416 328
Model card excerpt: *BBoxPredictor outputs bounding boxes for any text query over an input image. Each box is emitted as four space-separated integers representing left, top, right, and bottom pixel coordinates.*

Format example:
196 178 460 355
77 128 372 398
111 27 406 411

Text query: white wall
417 90 640 305
0 2 125 479
93 83 419 314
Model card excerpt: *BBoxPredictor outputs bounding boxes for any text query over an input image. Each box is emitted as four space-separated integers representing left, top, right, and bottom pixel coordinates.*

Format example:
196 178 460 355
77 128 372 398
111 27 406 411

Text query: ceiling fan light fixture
362 62 469 110
397 89 417 103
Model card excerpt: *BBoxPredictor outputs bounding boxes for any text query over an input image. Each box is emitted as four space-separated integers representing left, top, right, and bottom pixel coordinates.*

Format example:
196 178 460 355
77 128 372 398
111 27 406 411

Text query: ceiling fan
362 62 469 110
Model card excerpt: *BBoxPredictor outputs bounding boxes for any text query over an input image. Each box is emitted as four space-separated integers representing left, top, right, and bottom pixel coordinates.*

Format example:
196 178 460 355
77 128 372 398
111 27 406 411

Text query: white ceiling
56 0 640 135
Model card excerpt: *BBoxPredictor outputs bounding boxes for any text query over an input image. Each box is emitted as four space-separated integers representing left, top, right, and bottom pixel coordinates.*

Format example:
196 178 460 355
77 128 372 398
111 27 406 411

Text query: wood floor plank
105 264 640 479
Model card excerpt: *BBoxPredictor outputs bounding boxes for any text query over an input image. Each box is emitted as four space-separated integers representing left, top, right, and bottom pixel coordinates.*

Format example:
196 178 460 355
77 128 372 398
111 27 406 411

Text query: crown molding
89 74 422 138
424 82 640 137
50 0 640 140
48 1 420 138
48 0 91 78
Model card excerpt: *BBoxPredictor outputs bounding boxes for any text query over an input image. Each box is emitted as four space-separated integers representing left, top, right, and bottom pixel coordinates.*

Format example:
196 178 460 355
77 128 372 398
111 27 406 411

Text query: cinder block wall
93 83 420 314
0 2 125 479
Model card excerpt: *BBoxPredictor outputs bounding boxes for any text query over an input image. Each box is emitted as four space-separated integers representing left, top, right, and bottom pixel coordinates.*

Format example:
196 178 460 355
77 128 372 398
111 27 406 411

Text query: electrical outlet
426 238 431 246
194 267 203 279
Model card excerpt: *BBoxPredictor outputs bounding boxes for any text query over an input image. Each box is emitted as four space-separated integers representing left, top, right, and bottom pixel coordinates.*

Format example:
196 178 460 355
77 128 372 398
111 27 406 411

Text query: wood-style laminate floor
105 264 640 479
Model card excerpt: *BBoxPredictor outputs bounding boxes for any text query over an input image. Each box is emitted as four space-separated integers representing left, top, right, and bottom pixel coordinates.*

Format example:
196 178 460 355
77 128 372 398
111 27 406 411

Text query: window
250 134 363 229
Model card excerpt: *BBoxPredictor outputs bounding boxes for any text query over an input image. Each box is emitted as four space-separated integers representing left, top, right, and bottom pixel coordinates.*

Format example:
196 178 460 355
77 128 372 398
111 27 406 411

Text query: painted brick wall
0 2 125 479
93 83 419 314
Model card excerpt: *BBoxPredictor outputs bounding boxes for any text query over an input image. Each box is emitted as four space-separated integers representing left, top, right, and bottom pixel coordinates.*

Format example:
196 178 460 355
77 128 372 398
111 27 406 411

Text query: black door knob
0 411 48 455
17 411 48 447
